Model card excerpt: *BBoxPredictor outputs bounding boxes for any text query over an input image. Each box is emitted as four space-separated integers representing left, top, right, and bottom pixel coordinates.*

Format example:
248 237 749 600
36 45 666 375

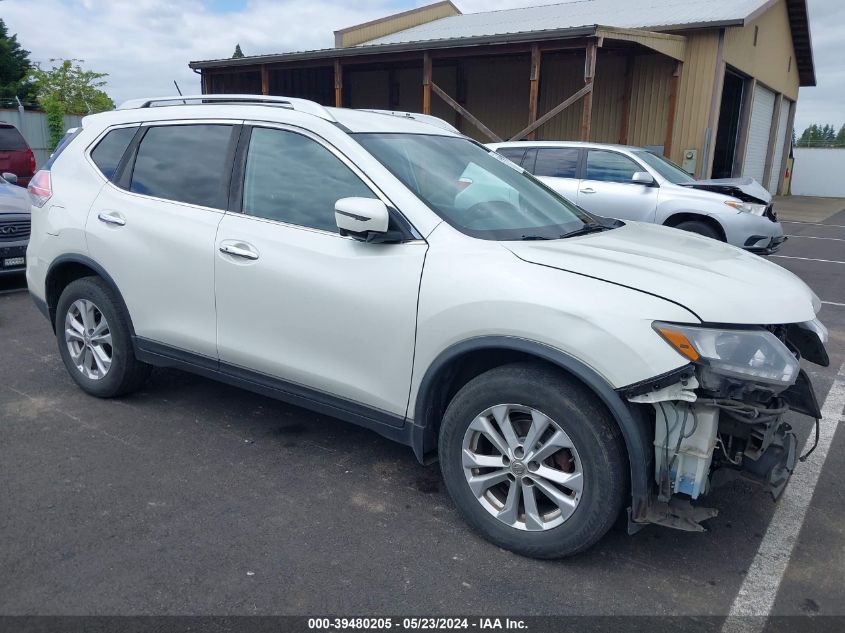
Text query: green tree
29 58 114 115
836 124 845 148
232 44 245 58
0 18 37 105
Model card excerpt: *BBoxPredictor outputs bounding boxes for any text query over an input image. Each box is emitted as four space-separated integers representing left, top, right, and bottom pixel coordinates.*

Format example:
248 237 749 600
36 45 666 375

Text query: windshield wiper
560 223 610 239
520 235 552 241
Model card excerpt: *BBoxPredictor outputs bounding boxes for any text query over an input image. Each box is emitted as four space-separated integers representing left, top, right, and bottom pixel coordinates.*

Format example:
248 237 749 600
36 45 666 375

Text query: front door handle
219 242 259 261
97 212 126 226
580 187 596 194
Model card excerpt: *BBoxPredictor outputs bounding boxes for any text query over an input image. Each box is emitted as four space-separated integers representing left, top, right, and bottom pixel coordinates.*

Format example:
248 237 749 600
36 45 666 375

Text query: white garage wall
791 149 845 197
743 84 776 184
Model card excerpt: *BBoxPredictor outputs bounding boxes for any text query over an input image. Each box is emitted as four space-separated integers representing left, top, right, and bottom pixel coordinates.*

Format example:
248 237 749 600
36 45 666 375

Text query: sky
1 0 841 134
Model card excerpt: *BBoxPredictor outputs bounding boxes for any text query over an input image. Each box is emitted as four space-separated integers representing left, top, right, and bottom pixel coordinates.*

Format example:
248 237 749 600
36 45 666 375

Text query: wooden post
580 40 597 142
618 55 634 144
201 71 210 95
334 60 343 108
664 61 682 158
423 52 432 115
527 44 542 140
260 65 269 96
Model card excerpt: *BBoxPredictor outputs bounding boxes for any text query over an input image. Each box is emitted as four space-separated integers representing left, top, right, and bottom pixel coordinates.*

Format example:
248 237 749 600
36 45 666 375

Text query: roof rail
116 94 336 122
361 109 460 134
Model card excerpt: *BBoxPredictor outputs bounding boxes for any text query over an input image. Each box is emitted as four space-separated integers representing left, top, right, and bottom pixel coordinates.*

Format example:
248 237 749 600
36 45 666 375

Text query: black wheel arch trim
44 253 137 337
412 336 654 515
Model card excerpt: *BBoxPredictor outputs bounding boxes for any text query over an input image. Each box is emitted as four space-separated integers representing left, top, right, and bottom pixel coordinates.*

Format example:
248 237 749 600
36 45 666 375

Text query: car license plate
3 257 24 267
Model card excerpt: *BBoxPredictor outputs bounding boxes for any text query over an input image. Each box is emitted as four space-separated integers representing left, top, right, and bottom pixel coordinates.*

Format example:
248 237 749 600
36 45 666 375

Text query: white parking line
722 359 845 633
781 220 845 229
771 255 845 265
785 235 845 242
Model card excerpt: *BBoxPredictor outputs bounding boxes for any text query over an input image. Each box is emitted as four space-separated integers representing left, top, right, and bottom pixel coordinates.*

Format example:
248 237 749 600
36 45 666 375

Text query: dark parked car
0 123 37 188
0 172 30 276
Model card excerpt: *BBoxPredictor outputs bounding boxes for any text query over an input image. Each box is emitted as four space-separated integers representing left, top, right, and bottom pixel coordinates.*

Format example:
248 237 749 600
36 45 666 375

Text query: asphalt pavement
1 197 843 625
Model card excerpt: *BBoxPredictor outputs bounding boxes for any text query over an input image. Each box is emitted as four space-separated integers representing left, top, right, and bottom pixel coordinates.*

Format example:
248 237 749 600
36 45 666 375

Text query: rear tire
438 362 628 558
55 276 150 398
673 219 722 241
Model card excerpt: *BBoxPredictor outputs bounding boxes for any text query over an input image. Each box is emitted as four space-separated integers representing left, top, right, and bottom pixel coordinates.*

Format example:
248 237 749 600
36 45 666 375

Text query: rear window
91 127 137 180
129 124 234 209
534 148 580 178
0 125 28 151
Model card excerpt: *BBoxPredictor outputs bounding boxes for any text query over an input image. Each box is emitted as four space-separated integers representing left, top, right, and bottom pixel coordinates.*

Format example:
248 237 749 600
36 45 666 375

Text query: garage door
743 83 776 184
767 98 791 194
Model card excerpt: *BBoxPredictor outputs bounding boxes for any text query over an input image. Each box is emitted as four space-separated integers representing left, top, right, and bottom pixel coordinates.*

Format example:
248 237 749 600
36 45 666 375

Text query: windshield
634 151 695 185
354 133 595 240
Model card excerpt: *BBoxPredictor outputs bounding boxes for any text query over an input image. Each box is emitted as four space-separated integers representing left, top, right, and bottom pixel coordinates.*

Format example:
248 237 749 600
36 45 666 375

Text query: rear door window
534 148 580 178
91 127 136 180
129 124 234 209
0 125 28 150
585 150 640 183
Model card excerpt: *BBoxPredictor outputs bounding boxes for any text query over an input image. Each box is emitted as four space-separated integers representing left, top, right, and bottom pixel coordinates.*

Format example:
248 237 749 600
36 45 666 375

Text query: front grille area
0 218 30 241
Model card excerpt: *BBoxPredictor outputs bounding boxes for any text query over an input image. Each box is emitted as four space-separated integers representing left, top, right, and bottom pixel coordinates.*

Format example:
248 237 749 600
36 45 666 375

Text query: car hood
504 222 816 325
682 177 772 205
0 182 30 214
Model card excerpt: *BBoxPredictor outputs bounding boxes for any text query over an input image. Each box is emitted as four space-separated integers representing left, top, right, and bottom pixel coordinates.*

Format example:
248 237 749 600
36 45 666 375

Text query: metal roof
360 0 771 46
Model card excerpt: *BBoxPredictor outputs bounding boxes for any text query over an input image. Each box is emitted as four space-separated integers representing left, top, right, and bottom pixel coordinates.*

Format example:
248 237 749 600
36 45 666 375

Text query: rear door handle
97 212 126 226
219 241 259 261
580 187 596 194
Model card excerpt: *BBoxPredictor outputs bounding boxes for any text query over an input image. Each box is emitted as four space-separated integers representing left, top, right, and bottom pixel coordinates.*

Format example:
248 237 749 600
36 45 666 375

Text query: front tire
55 276 150 398
673 219 722 241
438 362 627 558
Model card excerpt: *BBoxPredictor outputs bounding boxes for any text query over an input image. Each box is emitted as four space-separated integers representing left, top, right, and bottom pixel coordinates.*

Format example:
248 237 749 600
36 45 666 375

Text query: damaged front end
625 318 828 532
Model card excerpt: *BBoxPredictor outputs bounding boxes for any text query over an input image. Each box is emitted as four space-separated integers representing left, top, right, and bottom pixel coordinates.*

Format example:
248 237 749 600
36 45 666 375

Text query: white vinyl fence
791 148 845 197
0 108 84 168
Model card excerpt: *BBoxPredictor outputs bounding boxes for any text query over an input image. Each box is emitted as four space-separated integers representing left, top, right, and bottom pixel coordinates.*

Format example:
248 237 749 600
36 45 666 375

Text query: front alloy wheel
65 299 113 380
462 404 583 531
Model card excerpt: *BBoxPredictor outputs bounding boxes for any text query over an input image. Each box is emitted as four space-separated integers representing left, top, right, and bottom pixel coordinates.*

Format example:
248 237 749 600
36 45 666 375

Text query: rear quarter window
0 125 28 150
90 127 137 180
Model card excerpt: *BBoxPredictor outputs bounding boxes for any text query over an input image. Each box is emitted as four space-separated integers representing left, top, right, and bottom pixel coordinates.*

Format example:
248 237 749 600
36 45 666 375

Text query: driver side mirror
631 171 654 185
335 197 403 243
1 172 18 185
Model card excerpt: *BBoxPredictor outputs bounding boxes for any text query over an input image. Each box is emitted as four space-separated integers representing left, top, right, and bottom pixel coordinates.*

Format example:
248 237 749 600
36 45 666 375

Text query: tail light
28 170 52 207
27 148 36 175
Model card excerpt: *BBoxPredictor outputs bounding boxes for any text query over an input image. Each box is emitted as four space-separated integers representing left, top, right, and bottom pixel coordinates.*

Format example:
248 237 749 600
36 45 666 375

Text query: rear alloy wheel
64 299 113 380
439 362 627 558
56 276 150 397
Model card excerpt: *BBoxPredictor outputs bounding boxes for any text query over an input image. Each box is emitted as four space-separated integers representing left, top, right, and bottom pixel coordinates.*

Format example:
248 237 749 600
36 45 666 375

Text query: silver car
488 141 784 254
0 172 30 276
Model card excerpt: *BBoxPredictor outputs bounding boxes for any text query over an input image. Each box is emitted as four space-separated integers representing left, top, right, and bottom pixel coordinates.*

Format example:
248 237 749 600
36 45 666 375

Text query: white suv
489 141 785 254
26 95 828 558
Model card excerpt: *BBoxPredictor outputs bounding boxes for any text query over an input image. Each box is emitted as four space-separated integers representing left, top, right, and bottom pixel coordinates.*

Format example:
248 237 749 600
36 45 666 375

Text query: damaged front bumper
622 319 827 533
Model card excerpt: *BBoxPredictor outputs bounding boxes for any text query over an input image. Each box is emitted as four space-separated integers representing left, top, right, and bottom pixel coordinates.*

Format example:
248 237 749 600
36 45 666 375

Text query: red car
0 123 36 188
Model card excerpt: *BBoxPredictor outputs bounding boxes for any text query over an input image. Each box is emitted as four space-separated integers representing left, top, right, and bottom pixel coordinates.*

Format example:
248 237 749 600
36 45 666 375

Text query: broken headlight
653 322 800 388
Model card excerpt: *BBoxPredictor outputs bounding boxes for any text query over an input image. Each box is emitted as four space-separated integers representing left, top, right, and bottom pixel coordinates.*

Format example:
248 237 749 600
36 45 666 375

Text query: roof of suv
82 95 460 136
489 140 643 153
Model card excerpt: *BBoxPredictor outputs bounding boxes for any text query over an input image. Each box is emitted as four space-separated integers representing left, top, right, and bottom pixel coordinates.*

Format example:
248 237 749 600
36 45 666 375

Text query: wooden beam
334 59 343 108
580 40 597 142
260 65 269 96
201 71 210 95
618 55 634 144
762 92 784 188
509 83 592 141
422 52 432 115
776 99 796 194
527 44 542 140
430 82 502 142
663 61 682 158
